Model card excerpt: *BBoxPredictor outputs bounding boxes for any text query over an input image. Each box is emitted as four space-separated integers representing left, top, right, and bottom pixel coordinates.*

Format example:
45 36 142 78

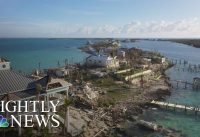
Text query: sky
0 0 200 38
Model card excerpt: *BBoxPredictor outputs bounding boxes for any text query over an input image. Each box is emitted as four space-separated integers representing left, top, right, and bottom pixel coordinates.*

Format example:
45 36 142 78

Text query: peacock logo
0 115 9 128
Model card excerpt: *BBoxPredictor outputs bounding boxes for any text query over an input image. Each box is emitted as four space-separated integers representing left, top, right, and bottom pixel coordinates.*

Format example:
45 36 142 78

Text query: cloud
0 18 200 38
116 18 200 37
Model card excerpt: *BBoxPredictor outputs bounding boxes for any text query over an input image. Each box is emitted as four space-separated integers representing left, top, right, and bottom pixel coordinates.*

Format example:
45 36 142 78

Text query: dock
170 80 193 89
169 79 200 91
170 59 200 73
151 100 200 115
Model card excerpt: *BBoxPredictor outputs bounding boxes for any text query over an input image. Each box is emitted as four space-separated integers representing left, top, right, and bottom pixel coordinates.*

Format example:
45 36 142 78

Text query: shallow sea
1 39 200 137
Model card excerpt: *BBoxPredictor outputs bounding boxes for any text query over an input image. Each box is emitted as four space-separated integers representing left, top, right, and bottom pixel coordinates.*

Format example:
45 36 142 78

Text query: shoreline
165 39 200 48
78 43 177 136
101 65 173 137
105 63 183 137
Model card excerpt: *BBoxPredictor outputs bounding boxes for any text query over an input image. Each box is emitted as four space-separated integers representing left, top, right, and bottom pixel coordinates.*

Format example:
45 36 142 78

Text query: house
162 58 166 64
0 58 10 70
42 67 69 78
55 68 69 77
86 55 119 68
0 59 72 135
0 61 72 108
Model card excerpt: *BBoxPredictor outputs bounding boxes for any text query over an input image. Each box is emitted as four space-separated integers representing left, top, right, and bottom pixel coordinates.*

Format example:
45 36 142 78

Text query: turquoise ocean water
0 39 200 136
125 40 200 137
0 38 91 73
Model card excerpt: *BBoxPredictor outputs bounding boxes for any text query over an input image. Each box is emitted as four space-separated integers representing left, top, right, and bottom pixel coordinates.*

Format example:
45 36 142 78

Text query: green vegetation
170 39 200 48
92 77 116 87
97 97 116 107
151 56 162 64
97 89 132 107
91 75 136 107
80 40 120 53
91 76 130 90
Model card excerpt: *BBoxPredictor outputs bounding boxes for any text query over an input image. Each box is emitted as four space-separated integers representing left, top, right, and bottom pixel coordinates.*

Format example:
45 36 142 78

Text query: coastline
167 39 200 48
77 44 177 137
109 63 174 136
99 63 174 137
2 39 191 137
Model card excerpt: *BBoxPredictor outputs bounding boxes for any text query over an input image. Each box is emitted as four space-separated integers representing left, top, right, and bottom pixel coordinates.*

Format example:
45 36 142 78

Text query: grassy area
91 77 119 88
91 75 138 107
98 90 130 107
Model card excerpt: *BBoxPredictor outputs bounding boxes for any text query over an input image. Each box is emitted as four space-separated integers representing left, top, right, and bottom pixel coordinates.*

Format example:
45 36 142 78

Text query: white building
86 55 119 68
162 58 166 64
55 68 69 77
43 67 69 78
0 58 10 70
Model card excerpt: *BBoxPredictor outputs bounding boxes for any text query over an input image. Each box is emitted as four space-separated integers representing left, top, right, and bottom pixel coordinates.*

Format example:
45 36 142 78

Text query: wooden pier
170 80 193 89
169 79 200 91
170 59 200 73
170 59 188 66
151 100 200 115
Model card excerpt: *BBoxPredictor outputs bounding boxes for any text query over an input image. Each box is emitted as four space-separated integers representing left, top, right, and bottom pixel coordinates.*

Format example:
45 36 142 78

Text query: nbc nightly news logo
0 100 60 128
0 115 9 127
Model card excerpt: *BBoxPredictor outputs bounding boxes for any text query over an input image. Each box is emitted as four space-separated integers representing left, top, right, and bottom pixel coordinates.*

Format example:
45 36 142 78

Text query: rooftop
0 58 9 63
0 70 36 95
87 55 117 60
0 70 51 96
0 69 71 100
